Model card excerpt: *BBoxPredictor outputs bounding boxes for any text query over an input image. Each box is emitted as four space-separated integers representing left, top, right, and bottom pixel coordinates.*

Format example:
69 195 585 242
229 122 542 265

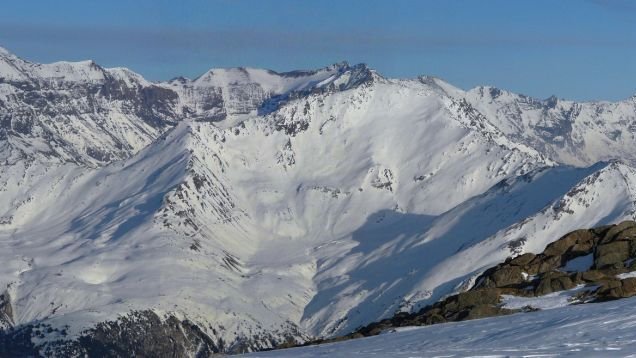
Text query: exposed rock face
594 221 636 269
475 220 636 299
74 311 218 357
0 309 305 357
0 55 181 166
0 291 13 330
0 311 219 357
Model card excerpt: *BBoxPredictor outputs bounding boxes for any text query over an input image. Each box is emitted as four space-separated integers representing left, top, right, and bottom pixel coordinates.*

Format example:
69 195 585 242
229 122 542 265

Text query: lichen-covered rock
615 227 636 241
456 288 501 308
509 253 536 266
527 255 562 275
595 278 636 301
621 277 636 297
580 270 607 282
487 266 525 288
544 230 593 257
595 241 630 269
460 304 510 320
600 221 636 244
534 272 576 296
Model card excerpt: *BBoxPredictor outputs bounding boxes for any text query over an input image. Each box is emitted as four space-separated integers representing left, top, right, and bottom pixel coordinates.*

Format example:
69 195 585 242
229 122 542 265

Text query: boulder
544 233 578 257
600 221 636 244
525 255 562 275
580 270 606 282
567 230 597 256
595 279 624 301
615 227 636 241
595 241 630 269
461 304 505 320
489 266 525 287
456 288 500 309
621 277 636 297
425 313 446 325
509 253 536 267
535 272 575 296
591 224 614 238
537 255 563 274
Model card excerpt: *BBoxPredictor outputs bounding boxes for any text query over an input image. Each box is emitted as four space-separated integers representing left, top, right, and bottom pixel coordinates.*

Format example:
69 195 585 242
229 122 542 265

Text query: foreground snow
249 296 636 357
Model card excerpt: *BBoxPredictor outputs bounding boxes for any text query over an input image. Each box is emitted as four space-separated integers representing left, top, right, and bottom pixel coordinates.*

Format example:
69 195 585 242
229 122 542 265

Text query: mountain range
1 46 635 355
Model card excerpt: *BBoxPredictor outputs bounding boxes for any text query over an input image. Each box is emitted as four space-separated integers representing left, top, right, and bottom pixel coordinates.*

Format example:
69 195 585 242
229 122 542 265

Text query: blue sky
0 0 634 101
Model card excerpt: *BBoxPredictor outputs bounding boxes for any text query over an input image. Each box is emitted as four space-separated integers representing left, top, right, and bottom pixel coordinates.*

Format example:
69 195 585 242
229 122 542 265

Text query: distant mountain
0 46 635 355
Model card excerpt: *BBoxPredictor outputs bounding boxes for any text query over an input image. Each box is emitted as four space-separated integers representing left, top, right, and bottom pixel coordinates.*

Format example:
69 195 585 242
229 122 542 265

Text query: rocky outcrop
0 291 13 330
1 311 219 357
73 311 218 357
303 221 636 346
0 309 308 357
473 221 636 298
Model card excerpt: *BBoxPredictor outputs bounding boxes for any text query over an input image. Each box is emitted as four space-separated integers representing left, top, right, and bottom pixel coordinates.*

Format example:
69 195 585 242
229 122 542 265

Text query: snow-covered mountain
0 46 635 355
463 86 636 166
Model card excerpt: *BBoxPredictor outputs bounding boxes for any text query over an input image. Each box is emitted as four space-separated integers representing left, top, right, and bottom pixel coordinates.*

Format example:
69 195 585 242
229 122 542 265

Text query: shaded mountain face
0 47 635 355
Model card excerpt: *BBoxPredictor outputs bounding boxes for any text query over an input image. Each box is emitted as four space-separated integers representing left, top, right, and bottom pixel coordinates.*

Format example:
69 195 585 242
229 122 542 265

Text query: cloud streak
1 22 634 58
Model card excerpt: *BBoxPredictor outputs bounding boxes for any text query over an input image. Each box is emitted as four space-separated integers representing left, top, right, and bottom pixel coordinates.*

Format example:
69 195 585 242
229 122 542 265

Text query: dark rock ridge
0 292 13 330
302 220 636 345
0 310 305 357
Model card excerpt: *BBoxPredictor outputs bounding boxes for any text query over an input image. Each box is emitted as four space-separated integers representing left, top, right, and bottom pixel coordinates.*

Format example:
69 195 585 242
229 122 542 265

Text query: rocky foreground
303 220 636 345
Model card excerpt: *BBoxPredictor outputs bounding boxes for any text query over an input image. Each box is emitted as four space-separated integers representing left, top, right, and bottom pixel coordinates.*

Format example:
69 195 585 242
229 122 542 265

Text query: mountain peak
0 46 14 57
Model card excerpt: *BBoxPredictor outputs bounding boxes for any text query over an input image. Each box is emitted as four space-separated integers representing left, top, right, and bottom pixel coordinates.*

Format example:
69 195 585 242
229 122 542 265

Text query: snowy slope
464 86 636 166
249 295 636 357
1 46 636 354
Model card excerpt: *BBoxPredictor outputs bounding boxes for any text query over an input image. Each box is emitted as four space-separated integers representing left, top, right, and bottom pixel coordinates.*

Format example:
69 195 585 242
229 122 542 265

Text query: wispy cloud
1 22 633 58
589 0 636 12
